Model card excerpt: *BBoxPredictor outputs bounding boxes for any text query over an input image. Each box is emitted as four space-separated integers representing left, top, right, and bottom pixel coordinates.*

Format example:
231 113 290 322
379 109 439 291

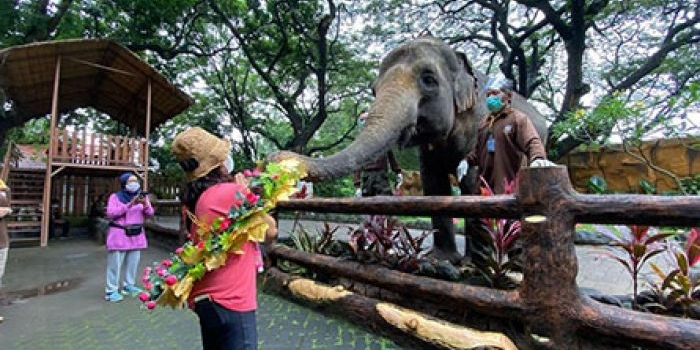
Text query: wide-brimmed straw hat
172 127 231 181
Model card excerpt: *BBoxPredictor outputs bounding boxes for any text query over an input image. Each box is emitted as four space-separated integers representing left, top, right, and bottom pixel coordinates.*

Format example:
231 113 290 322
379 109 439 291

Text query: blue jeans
194 299 257 350
105 250 140 294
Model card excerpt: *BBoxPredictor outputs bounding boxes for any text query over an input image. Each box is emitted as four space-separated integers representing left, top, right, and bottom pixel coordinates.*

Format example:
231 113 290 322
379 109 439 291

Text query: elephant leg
459 166 493 268
420 146 461 263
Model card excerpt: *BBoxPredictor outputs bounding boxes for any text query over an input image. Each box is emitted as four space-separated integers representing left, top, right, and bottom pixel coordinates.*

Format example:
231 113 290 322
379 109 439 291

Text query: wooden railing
271 166 700 349
50 128 147 168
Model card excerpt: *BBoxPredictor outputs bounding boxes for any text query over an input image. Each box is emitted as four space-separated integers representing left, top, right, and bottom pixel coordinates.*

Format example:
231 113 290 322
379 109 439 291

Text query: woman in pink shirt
104 172 154 302
172 127 277 350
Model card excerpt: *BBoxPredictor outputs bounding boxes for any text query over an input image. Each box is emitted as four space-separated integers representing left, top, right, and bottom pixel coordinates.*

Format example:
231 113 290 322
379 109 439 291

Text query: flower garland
138 159 306 309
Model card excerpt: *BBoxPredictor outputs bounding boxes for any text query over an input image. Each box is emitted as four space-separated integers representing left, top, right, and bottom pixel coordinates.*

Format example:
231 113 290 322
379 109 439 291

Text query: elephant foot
427 248 463 264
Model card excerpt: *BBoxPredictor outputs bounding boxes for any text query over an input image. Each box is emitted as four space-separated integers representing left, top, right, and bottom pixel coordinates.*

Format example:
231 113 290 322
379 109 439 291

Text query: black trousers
194 299 257 350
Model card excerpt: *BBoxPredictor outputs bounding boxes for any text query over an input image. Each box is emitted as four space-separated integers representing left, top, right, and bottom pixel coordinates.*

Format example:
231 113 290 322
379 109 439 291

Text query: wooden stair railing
5 169 44 245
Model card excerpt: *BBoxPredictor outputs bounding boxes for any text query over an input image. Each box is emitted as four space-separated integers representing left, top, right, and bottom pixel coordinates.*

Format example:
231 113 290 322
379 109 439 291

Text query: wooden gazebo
0 38 193 246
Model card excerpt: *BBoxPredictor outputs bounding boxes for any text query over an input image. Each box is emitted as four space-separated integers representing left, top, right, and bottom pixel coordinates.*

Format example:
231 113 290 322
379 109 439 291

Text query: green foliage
639 179 657 195
312 175 354 198
648 228 700 318
680 175 700 195
587 175 609 194
5 117 51 144
552 94 644 147
393 147 420 171
278 221 353 277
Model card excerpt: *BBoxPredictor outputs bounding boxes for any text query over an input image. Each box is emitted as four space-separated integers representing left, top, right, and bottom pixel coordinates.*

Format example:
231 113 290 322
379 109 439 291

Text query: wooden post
143 79 152 190
41 56 61 247
516 167 581 348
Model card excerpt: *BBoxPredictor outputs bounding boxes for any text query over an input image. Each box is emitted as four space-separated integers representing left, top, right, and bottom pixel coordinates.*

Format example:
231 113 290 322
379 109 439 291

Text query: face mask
357 118 366 129
223 155 235 174
125 182 140 193
486 95 505 112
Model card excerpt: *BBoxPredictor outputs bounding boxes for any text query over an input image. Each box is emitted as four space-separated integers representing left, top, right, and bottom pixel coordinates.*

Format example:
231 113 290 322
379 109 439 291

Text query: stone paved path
0 239 402 350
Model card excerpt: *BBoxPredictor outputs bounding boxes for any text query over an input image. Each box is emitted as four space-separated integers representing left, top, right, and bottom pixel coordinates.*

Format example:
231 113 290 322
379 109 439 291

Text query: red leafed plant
475 177 522 289
599 225 673 309
649 227 700 318
349 215 435 275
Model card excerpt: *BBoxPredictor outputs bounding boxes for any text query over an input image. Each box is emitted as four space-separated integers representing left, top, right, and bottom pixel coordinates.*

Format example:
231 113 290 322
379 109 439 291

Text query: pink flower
138 292 151 302
143 281 153 290
156 267 166 277
175 247 184 255
146 301 156 310
197 241 205 250
243 169 252 177
161 259 172 268
252 168 261 177
245 192 259 204
143 266 152 275
141 275 150 284
220 218 232 231
164 275 178 286
186 233 192 239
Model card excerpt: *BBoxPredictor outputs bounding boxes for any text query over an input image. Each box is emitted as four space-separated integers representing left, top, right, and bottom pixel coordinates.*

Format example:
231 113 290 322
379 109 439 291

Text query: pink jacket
105 193 154 251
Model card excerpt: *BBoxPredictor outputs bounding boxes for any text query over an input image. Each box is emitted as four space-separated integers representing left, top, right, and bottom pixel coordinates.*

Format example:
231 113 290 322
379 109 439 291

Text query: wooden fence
50 128 147 167
51 174 179 217
270 166 700 349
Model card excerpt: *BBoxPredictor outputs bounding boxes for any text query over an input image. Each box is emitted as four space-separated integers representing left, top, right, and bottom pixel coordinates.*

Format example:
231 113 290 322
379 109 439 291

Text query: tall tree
208 0 374 155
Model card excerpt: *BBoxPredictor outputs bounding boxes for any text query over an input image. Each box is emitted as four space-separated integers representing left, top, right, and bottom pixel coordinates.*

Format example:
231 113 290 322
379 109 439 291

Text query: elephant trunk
274 82 419 181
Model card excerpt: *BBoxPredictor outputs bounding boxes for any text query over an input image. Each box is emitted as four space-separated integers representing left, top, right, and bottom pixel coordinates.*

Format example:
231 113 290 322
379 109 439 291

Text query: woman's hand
263 214 278 245
233 172 249 187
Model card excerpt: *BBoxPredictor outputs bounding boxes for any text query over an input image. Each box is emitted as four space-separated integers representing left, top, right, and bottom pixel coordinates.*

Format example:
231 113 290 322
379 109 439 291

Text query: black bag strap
109 221 125 229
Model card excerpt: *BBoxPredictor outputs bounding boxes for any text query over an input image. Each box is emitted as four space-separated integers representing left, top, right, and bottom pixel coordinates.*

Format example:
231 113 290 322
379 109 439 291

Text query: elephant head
272 36 482 181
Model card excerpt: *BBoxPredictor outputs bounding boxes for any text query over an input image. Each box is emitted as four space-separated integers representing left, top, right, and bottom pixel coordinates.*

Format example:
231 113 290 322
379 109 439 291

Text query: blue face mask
125 182 140 193
358 119 366 129
486 96 505 112
223 155 235 174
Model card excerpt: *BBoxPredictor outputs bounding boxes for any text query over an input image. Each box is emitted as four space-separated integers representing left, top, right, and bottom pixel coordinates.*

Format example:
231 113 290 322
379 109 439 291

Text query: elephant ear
453 51 478 113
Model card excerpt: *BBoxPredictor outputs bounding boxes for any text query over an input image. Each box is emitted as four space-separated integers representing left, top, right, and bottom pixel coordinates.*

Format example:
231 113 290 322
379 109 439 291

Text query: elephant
272 36 547 262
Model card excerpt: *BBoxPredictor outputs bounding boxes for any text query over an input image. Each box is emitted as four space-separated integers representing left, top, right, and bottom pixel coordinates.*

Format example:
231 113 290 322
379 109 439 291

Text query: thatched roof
0 38 194 134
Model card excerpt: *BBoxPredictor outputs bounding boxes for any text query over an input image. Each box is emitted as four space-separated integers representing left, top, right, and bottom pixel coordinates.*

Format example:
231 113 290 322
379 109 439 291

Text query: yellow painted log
376 302 518 350
287 278 351 303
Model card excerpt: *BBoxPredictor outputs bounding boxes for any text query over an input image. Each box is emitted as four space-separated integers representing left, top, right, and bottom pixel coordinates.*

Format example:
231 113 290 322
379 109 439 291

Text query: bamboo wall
561 137 700 193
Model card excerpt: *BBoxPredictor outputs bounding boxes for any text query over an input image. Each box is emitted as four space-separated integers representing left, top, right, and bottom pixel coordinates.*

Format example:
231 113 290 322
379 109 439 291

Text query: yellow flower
181 248 204 265
173 276 195 300
278 158 308 178
157 288 184 308
244 214 269 242
204 252 228 270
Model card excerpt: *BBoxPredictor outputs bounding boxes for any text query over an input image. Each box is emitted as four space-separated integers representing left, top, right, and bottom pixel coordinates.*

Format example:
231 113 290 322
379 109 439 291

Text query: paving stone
0 238 400 350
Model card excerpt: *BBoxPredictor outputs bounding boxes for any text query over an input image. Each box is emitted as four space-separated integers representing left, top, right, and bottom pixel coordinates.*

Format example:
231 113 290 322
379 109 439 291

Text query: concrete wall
561 137 700 193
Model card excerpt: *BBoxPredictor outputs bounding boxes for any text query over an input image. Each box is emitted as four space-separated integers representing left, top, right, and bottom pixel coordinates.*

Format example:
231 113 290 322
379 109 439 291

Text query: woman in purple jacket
104 172 154 302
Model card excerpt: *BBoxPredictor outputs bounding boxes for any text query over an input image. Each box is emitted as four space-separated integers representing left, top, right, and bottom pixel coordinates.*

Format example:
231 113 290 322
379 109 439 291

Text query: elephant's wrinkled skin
272 36 546 262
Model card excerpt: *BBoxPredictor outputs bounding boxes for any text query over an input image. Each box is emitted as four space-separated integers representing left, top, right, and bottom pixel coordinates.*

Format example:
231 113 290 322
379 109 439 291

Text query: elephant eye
420 73 438 91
